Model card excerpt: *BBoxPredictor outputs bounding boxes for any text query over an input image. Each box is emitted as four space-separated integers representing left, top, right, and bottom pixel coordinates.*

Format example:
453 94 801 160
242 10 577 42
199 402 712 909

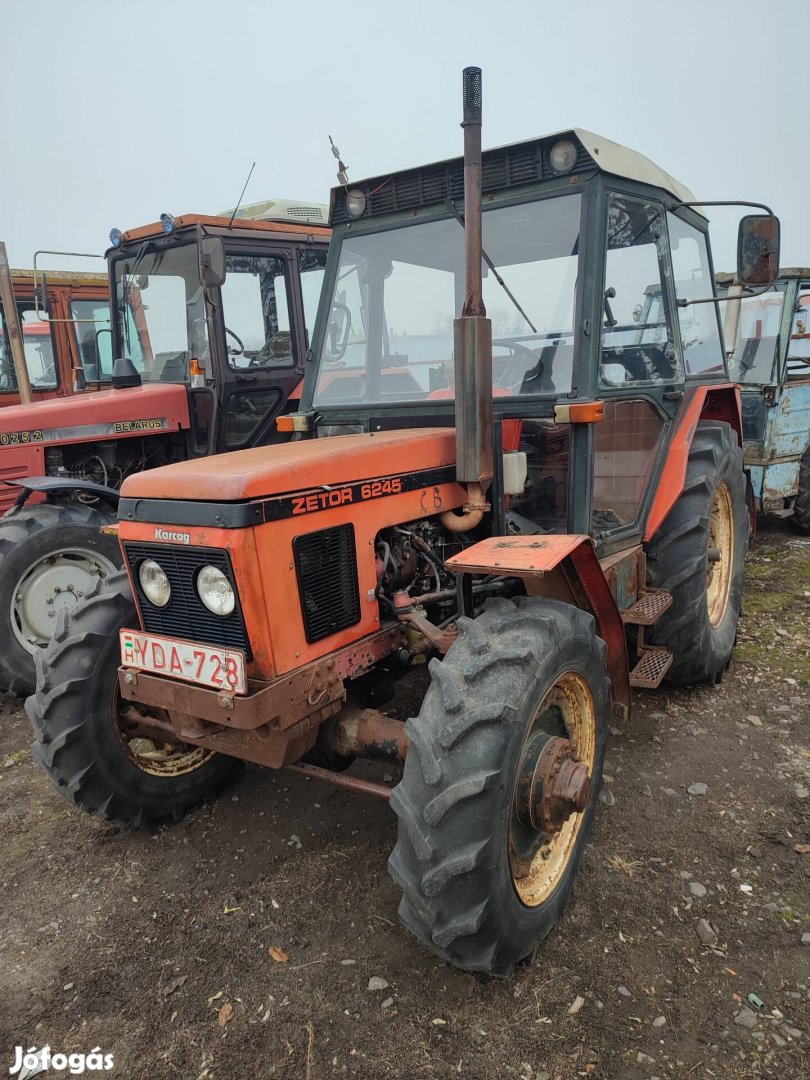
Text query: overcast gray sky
1 0 805 275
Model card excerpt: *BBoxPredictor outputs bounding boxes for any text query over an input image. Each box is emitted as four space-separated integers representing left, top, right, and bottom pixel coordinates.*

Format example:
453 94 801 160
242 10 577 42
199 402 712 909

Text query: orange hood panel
121 428 458 502
0 383 189 440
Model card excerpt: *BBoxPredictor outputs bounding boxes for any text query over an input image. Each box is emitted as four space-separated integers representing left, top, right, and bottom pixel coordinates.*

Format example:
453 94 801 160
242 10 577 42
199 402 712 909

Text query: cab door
213 243 327 451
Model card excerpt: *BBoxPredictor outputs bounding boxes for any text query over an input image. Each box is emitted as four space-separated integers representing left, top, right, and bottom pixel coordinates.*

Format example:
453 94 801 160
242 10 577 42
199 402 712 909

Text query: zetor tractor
28 71 779 976
0 202 329 694
716 269 810 530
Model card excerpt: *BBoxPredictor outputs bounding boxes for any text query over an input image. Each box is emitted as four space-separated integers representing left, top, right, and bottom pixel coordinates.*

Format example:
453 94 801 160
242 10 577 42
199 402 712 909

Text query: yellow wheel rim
707 482 734 628
116 698 217 778
509 672 597 908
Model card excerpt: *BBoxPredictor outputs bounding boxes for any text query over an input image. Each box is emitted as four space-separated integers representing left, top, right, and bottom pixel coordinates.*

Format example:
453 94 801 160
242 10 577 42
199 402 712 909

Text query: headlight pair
138 559 235 616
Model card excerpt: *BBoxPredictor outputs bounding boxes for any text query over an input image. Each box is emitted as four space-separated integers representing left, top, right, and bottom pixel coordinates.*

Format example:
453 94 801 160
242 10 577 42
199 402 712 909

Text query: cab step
629 646 673 689
620 588 672 626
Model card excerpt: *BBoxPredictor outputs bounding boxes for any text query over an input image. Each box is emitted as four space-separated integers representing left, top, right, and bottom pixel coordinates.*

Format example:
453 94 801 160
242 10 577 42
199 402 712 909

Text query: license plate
119 629 247 695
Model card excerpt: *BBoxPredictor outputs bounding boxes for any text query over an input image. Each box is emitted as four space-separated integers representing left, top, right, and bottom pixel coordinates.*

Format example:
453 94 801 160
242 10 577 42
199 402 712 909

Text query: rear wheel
388 597 610 977
0 503 121 695
792 447 810 534
645 421 747 684
25 572 240 825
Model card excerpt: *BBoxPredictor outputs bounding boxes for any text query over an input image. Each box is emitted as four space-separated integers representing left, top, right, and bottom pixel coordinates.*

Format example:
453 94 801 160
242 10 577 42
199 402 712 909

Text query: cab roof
120 214 331 246
10 268 108 287
329 128 699 225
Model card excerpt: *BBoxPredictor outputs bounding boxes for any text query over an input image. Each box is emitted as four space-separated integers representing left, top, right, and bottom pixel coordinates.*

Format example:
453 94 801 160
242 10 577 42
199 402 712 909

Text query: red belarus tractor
0 201 329 694
27 71 778 976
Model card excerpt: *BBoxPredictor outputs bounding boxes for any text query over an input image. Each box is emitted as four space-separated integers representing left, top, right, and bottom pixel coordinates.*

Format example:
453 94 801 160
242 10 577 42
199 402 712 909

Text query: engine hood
0 384 189 443
121 428 457 503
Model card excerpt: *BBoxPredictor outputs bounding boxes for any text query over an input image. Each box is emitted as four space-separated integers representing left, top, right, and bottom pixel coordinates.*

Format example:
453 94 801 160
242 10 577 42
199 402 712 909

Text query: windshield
313 194 581 406
722 282 786 385
71 298 112 382
0 305 58 391
114 242 208 383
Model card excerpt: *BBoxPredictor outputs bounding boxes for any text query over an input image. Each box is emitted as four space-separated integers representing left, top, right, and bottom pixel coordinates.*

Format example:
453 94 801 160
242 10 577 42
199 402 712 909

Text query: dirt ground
1 521 808 1080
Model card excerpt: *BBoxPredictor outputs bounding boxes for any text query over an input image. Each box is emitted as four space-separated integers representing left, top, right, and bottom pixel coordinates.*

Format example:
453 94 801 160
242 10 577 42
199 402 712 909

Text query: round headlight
109 227 123 248
197 565 235 616
345 188 367 219
549 139 577 174
139 559 171 607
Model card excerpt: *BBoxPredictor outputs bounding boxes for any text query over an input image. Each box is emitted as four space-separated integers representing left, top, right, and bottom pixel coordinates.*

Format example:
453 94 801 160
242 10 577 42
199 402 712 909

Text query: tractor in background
27 70 778 976
0 266 110 405
716 269 810 530
0 202 329 693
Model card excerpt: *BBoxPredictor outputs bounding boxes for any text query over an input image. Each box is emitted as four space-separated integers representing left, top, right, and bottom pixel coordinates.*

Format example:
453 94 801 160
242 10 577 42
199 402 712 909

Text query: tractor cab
106 201 330 454
716 269 810 526
302 129 761 547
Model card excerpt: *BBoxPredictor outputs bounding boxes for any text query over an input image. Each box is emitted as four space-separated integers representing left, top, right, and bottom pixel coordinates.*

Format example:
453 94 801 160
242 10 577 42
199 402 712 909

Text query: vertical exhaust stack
442 67 493 533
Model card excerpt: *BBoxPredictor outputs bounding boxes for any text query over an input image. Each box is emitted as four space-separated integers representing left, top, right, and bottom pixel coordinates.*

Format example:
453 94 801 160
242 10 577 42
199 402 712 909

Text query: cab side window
600 197 681 387
667 213 724 376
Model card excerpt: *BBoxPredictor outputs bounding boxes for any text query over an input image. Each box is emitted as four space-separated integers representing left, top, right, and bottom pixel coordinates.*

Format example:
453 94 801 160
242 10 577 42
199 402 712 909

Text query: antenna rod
228 162 256 228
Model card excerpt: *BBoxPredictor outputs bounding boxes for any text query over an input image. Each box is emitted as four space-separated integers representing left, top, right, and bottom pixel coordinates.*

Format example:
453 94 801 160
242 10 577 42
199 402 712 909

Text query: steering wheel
494 339 544 391
225 326 245 356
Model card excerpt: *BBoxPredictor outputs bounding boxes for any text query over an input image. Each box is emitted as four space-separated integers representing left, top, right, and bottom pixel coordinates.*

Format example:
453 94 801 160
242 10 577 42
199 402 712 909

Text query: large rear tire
0 503 121 695
645 421 747 685
25 572 240 826
388 597 610 977
792 447 810 535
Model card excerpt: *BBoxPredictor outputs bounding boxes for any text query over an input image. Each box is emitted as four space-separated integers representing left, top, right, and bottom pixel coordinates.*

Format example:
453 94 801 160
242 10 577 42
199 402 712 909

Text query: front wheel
388 597 611 977
0 502 121 695
25 572 240 825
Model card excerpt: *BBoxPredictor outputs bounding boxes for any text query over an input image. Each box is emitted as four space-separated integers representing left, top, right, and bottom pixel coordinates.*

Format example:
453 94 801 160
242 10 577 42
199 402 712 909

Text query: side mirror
199 237 226 288
737 214 780 287
326 301 351 362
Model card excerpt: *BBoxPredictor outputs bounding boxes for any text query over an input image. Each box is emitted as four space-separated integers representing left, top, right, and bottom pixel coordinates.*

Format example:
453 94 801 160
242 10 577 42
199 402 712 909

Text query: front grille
124 543 251 658
294 524 361 643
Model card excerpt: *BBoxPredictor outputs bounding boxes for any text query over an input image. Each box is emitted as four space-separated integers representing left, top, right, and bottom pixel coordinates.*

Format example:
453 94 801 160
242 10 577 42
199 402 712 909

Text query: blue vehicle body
717 269 810 528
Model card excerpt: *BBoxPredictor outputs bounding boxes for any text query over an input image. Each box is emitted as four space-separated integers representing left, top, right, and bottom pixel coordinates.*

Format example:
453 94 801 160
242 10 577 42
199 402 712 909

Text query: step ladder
620 588 673 689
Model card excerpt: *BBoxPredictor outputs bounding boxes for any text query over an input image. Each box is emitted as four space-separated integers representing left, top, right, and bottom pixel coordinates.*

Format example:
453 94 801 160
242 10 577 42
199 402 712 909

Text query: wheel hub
11 549 116 651
515 732 591 834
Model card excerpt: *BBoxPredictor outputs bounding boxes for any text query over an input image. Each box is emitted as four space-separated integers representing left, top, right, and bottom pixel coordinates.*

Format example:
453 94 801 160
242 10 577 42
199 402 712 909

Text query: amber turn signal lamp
553 400 605 424
276 414 311 433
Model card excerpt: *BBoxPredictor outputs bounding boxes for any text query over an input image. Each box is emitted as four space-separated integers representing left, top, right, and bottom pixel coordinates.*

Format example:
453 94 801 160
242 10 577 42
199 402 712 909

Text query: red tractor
27 72 778 975
0 202 329 693
0 267 110 405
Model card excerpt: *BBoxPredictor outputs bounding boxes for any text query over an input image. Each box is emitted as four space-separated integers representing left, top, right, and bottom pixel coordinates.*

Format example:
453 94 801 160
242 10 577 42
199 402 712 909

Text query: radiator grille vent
331 136 593 224
124 543 251 658
294 524 361 643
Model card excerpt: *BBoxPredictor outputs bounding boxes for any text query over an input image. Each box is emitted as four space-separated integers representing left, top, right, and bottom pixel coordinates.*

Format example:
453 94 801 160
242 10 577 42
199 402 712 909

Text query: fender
445 534 631 723
644 384 742 542
3 476 120 513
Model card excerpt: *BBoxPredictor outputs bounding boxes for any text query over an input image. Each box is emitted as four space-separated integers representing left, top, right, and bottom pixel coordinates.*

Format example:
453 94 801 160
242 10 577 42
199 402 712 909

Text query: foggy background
0 0 805 275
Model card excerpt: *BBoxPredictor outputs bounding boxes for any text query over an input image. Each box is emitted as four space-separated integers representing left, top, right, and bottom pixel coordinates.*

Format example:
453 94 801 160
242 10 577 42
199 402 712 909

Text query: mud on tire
388 597 611 978
0 502 121 696
645 421 747 685
25 571 240 826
